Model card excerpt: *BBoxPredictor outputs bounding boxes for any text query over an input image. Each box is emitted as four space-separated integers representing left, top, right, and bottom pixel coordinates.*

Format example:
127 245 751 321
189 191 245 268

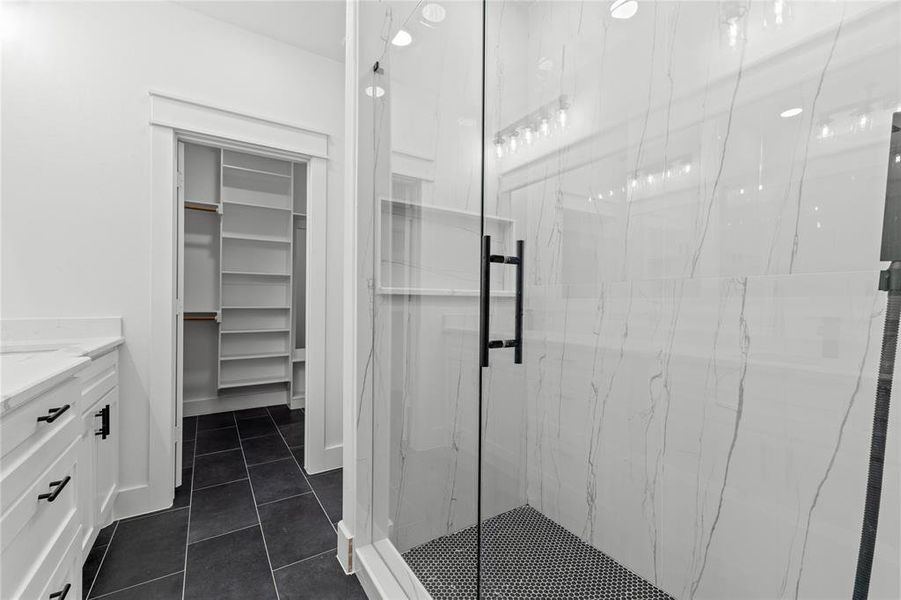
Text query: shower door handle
480 235 524 367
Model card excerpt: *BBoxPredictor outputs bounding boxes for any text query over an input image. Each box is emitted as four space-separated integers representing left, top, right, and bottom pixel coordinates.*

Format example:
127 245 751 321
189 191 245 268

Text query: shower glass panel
360 1 901 598
480 1 900 599
358 1 483 596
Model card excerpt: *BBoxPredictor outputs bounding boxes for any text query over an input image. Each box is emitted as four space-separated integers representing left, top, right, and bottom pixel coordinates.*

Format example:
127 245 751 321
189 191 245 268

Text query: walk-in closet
179 141 308 419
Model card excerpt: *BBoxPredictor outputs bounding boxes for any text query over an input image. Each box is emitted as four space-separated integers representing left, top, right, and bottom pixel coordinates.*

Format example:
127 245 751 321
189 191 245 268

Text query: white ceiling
180 1 346 62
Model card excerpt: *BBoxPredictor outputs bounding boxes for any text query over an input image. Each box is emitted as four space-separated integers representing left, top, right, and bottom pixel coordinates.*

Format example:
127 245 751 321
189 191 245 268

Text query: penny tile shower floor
403 506 675 600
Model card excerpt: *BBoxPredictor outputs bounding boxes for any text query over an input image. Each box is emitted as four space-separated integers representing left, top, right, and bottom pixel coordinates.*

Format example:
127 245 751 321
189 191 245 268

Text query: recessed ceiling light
365 86 385 98
780 107 803 118
610 0 638 20
392 29 412 47
422 3 446 24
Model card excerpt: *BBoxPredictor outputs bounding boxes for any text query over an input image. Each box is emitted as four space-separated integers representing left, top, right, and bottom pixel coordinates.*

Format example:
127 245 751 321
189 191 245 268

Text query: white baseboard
289 393 305 410
337 520 354 574
112 483 167 521
305 441 343 475
184 388 288 416
354 540 433 600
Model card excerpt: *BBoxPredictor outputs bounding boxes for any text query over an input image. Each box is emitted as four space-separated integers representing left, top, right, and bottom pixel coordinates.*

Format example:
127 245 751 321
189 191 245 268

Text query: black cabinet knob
49 583 70 599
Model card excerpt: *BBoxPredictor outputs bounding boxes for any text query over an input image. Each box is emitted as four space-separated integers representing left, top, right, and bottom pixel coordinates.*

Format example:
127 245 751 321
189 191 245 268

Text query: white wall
1 1 345 514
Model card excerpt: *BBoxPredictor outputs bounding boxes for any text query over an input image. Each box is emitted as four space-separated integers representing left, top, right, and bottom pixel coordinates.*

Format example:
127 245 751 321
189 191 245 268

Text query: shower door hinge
879 262 901 292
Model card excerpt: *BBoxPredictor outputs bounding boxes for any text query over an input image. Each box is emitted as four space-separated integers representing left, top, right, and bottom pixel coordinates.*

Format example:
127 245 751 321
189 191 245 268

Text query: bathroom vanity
1 318 123 600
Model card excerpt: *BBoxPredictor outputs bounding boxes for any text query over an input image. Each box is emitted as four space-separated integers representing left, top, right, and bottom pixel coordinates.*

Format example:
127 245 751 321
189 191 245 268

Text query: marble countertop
0 335 124 416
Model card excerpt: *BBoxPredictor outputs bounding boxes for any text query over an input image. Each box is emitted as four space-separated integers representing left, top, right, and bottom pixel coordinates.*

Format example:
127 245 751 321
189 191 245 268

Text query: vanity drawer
0 440 79 599
1 377 80 458
0 388 80 514
29 523 82 600
77 351 118 410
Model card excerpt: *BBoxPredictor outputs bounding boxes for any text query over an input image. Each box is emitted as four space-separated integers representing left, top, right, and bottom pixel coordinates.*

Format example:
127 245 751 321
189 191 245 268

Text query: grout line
244 447 298 468
92 570 184 599
181 415 198 600
246 455 297 468
193 476 250 492
234 412 272 419
256 490 314 508
239 429 285 442
235 412 282 600
271 547 338 572
267 407 337 535
187 522 260 546
85 520 119 599
196 423 239 433
194 445 242 458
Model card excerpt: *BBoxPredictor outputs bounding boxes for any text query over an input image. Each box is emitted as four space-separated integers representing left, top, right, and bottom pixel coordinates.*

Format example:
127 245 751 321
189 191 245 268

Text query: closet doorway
175 137 311 484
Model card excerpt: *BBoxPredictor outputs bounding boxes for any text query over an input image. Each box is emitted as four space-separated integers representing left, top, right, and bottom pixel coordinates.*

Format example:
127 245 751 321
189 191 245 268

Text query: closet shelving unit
291 162 307 405
181 141 307 413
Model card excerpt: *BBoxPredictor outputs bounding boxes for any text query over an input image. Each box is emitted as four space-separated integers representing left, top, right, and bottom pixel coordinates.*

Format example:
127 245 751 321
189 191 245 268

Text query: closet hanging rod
185 203 219 213
184 314 218 321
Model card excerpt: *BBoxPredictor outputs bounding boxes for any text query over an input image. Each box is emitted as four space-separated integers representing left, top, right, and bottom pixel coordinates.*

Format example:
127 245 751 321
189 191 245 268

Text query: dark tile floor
82 405 366 600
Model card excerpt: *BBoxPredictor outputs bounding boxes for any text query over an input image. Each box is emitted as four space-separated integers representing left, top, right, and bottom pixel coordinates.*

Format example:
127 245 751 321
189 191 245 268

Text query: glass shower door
357 1 485 597
479 1 900 599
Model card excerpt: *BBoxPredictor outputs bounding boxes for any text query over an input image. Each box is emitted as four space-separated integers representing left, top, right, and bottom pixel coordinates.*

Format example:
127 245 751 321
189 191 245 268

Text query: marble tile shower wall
485 1 901 599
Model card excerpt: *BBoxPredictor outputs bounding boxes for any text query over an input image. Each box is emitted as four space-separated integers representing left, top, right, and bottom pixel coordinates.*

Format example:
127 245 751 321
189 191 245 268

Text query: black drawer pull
37 404 71 424
38 476 71 502
49 583 70 599
94 404 110 439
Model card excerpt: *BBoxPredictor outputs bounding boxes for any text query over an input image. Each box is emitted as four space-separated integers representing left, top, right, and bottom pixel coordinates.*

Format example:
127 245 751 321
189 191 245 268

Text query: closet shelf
222 200 292 213
221 233 291 244
222 270 290 278
220 353 290 361
218 376 291 390
221 328 290 335
221 305 290 310
222 164 292 180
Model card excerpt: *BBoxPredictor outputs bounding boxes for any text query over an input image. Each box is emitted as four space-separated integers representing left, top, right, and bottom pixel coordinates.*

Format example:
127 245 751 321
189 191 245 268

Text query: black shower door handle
480 235 524 367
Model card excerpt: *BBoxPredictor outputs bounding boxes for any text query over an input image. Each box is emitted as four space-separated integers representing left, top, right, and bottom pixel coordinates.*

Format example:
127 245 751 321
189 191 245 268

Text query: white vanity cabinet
1 375 84 600
76 349 120 553
0 340 121 600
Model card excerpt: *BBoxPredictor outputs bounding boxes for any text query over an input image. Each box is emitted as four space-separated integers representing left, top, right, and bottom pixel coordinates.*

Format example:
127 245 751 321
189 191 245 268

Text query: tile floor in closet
82 405 365 600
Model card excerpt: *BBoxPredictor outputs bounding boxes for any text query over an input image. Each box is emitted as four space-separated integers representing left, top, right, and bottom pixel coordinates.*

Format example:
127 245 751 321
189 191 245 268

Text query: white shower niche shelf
180 141 309 414
376 196 517 297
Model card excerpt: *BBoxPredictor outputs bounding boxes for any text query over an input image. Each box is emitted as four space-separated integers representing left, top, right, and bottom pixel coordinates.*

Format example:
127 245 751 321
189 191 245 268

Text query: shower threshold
402 505 674 600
